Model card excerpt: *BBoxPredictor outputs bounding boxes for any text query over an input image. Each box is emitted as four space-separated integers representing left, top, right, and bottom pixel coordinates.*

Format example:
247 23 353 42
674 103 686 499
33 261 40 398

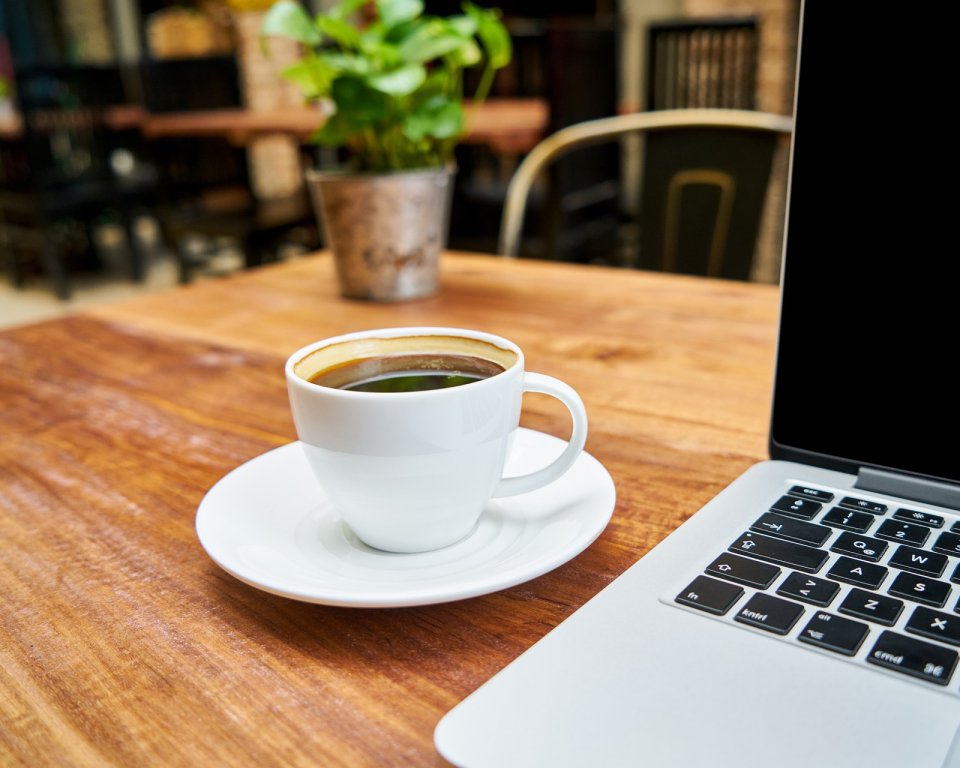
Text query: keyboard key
838 588 903 626
777 572 840 607
734 593 804 635
951 521 960 534
838 496 887 515
728 532 829 574
875 520 930 547
888 572 951 607
867 630 957 686
798 611 870 656
787 485 834 503
821 507 874 533
951 562 960 586
770 495 822 521
675 575 744 615
905 606 960 647
829 532 887 562
750 512 831 547
933 532 960 558
894 508 944 528
705 553 780 589
888 546 947 578
827 557 888 589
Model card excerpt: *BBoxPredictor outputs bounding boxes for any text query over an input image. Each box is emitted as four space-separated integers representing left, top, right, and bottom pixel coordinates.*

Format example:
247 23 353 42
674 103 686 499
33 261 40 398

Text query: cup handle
492 372 588 498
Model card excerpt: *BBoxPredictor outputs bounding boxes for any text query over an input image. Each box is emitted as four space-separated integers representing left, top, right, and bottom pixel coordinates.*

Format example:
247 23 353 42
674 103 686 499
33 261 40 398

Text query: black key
821 507 874 533
728 532 829 574
798 611 870 656
734 593 804 635
705 553 780 589
888 546 947 578
770 495 822 521
894 508 944 528
750 513 831 547
867 630 957 685
933 532 960 558
787 485 834 503
839 496 887 515
675 575 744 615
951 521 960 534
777 572 840 607
830 532 887 562
951 562 960 586
906 606 960 647
827 557 888 589
888 572 951 608
875 520 930 547
838 588 903 626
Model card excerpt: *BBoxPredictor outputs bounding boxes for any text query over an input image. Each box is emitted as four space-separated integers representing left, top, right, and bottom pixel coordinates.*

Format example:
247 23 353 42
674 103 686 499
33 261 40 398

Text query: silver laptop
435 4 960 766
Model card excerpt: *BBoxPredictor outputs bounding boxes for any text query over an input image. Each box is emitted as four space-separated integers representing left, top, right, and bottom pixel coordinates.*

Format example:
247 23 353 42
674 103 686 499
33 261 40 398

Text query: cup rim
285 326 524 398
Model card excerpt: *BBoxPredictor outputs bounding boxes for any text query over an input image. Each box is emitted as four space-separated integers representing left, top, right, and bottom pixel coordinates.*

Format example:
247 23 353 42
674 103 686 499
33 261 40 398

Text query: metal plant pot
305 166 455 301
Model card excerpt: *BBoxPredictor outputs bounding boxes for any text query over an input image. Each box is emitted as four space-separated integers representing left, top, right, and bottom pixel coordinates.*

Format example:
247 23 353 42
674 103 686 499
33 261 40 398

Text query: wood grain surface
138 99 547 152
1 253 779 766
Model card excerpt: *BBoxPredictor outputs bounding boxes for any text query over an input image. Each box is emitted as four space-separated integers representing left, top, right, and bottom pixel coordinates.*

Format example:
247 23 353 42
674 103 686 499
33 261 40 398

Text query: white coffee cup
285 327 588 553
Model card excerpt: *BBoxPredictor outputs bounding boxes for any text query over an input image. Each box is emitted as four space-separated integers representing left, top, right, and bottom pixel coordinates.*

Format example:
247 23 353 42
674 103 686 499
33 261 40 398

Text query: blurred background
0 0 799 325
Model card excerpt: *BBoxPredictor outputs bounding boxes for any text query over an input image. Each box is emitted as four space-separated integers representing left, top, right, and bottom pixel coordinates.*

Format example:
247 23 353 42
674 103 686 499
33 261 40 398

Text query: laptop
435 3 960 766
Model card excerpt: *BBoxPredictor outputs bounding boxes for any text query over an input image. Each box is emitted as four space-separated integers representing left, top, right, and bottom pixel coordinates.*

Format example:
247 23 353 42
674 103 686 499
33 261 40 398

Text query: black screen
769 2 958 485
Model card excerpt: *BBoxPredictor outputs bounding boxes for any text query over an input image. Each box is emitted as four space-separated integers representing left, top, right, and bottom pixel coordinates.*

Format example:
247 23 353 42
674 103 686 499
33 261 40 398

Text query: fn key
676 575 744 616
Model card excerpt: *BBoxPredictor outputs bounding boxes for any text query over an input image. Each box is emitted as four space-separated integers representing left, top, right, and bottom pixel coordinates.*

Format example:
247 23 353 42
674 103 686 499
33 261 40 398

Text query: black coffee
308 353 505 392
344 371 484 393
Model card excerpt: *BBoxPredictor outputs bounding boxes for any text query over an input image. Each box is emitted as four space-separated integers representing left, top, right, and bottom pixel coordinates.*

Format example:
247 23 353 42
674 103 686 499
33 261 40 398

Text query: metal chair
498 108 793 279
2 69 161 299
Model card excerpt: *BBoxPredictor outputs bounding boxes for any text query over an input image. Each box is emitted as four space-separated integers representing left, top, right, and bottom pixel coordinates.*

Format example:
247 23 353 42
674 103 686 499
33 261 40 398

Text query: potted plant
261 0 512 301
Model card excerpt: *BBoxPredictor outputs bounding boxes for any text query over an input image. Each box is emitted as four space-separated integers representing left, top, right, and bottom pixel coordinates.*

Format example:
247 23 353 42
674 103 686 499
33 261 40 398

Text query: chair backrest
11 67 147 195
498 109 792 278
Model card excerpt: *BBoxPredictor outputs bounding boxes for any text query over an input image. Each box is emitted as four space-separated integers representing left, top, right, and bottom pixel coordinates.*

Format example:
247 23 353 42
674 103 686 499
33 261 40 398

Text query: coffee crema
308 353 505 392
295 334 518 394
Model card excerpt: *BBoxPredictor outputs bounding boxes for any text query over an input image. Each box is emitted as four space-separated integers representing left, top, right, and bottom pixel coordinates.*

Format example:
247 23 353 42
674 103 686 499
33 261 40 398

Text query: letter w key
889 546 948 578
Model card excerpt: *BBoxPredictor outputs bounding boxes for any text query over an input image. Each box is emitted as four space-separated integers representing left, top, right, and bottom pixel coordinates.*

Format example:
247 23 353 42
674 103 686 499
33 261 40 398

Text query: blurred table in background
0 112 22 139
138 98 549 154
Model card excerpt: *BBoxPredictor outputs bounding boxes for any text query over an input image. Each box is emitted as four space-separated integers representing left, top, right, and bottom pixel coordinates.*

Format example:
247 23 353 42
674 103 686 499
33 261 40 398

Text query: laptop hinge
855 468 960 511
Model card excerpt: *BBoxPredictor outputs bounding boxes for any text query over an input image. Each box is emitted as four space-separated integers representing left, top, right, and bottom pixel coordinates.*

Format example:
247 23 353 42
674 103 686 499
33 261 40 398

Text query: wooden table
139 98 549 154
0 110 22 140
0 253 779 766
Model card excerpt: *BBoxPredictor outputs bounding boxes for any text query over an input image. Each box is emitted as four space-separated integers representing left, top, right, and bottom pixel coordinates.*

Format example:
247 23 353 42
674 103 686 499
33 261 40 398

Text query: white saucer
195 428 616 608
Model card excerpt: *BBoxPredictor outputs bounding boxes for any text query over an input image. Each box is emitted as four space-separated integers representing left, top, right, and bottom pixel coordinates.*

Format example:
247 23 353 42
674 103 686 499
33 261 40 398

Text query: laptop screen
769 3 957 486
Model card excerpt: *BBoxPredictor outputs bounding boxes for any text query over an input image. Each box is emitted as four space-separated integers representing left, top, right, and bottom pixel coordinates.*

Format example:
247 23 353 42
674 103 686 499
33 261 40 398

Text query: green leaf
322 52 371 77
398 24 471 63
330 0 370 21
377 0 425 29
260 0 321 46
464 2 511 68
446 38 482 68
280 55 335 99
331 76 388 123
316 16 362 48
404 96 464 140
366 64 426 96
357 36 402 67
447 15 478 38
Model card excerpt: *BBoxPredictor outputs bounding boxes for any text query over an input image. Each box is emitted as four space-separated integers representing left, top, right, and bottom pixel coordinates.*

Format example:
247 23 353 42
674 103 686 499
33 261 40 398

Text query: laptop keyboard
668 483 960 691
